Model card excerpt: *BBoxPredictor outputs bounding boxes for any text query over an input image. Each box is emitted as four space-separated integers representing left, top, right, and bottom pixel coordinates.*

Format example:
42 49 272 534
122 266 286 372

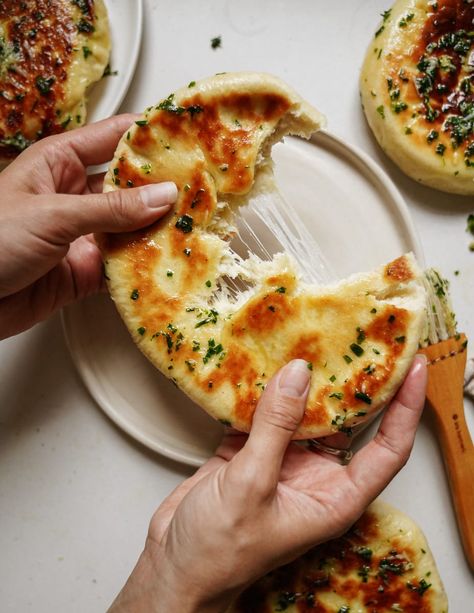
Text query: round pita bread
100 72 426 438
360 0 474 195
230 499 448 612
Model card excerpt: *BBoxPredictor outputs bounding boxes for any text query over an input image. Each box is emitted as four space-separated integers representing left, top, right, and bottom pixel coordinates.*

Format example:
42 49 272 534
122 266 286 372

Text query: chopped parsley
0 132 32 152
395 335 406 343
343 354 353 364
467 213 474 236
350 343 364 357
137 326 146 336
211 36 222 49
183 248 191 256
77 18 95 33
398 12 414 27
35 75 55 95
407 578 432 596
355 391 372 404
356 546 373 560
82 46 92 59
329 374 336 382
195 308 219 328
185 359 196 372
329 392 343 400
130 289 139 301
175 214 193 233
205 279 212 288
188 80 196 88
307 362 313 371
203 338 224 364
135 119 148 126
166 270 174 277
392 101 408 113
376 105 385 118
275 286 286 293
187 104 203 117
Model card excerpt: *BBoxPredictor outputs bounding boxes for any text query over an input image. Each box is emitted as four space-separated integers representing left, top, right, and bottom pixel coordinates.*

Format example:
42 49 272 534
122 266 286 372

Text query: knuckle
260 397 302 432
374 430 409 465
106 189 135 225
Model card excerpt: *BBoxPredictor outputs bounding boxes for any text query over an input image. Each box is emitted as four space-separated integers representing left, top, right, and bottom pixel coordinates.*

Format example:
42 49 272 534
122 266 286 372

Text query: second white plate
62 131 423 467
86 0 143 122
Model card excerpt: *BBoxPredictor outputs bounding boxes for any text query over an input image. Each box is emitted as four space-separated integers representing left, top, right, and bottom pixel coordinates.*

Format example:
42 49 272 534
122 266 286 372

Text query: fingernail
278 359 311 398
140 182 178 208
413 353 427 372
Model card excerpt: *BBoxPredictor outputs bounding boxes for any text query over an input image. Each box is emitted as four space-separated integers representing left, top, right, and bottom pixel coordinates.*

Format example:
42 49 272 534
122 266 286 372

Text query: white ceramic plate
86 0 143 122
62 131 424 467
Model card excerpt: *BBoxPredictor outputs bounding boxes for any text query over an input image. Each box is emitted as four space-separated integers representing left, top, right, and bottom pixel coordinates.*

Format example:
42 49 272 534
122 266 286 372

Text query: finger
347 354 427 503
40 114 138 167
234 359 310 491
43 181 178 240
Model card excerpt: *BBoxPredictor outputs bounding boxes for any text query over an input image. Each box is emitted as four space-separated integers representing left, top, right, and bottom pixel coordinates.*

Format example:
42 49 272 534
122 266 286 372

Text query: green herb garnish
175 214 193 233
350 343 364 357
35 75 55 95
355 391 372 404
211 36 222 49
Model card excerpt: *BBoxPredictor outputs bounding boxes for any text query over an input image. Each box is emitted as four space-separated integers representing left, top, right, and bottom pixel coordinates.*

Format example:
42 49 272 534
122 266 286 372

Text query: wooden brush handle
421 335 474 571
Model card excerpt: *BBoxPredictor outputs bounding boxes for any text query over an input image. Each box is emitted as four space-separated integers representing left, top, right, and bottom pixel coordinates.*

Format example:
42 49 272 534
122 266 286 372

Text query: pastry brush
419 269 474 571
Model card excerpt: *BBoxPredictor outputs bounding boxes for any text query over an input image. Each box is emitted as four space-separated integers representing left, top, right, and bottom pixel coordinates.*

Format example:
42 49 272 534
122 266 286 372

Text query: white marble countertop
1 0 473 610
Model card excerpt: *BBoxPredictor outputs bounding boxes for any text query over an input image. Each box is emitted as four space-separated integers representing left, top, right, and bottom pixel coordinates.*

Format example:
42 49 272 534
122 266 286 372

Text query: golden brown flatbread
100 73 426 438
0 0 110 160
360 0 474 194
229 499 448 613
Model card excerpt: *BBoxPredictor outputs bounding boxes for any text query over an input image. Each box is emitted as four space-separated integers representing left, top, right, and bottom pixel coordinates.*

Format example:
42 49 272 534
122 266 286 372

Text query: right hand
110 355 427 612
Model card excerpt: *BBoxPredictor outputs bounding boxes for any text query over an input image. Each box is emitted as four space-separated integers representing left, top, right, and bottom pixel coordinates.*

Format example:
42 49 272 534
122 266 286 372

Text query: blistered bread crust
230 499 448 612
100 73 425 438
0 0 110 160
361 0 474 195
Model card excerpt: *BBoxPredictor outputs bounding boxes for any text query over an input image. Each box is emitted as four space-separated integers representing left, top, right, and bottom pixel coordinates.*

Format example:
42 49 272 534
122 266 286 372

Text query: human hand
0 116 177 340
109 355 427 613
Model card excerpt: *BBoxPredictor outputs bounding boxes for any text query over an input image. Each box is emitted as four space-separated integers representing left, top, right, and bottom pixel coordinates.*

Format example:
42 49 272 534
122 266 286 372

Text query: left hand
0 115 177 339
109 356 427 613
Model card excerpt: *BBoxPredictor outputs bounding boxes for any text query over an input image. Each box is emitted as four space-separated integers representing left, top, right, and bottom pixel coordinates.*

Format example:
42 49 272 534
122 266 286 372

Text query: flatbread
229 499 448 612
0 0 110 160
100 72 426 438
360 0 474 195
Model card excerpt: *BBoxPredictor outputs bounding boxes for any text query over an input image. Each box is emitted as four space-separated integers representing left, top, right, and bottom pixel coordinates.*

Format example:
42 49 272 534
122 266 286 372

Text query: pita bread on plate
100 72 426 438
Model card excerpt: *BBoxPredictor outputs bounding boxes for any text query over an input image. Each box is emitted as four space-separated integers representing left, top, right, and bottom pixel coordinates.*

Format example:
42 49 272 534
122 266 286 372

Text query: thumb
238 359 310 489
50 182 178 240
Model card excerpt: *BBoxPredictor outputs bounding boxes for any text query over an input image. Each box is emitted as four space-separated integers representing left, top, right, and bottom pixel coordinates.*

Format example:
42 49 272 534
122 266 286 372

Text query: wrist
108 541 234 613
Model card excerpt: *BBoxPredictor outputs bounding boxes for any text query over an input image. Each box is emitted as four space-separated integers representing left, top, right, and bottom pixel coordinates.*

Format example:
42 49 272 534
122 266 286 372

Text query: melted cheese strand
243 187 335 284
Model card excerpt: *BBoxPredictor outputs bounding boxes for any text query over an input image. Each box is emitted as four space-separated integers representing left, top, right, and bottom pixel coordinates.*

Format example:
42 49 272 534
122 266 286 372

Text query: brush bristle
420 269 458 346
